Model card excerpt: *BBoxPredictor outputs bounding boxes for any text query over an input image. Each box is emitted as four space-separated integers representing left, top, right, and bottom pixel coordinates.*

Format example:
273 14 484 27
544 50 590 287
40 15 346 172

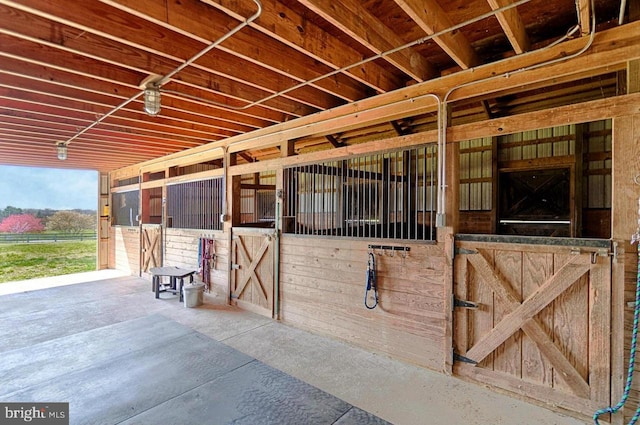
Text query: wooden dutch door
230 228 276 318
141 225 162 272
453 237 611 415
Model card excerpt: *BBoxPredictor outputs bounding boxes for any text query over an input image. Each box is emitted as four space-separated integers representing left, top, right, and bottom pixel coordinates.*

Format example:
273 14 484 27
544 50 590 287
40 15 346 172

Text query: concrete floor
0 271 590 425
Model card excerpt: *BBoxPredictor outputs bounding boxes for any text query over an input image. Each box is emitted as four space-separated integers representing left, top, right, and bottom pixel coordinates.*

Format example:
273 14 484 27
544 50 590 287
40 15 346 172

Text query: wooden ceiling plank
0 119 208 149
0 54 282 129
0 115 216 148
0 97 230 146
0 78 244 139
394 0 481 69
486 0 530 54
0 30 314 119
202 0 402 93
298 0 437 83
0 96 247 142
0 1 341 113
94 0 367 101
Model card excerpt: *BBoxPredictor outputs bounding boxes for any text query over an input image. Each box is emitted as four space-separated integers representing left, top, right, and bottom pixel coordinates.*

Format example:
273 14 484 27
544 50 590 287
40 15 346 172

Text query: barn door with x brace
141 224 162 272
230 228 276 318
452 237 611 416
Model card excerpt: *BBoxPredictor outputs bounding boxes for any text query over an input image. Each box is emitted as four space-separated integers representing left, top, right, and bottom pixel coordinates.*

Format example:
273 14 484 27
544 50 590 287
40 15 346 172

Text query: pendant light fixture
56 142 68 161
143 84 161 116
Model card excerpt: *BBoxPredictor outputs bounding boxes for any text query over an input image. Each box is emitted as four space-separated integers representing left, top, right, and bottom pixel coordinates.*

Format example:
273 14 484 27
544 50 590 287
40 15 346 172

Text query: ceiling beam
201 0 402 94
0 4 341 114
298 0 438 83
393 0 480 69
325 135 344 148
486 0 530 54
96 0 368 102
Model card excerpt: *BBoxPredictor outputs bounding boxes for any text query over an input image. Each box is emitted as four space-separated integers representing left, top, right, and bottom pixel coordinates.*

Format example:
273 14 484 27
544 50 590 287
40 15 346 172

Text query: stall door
141 224 162 272
453 239 611 416
230 228 276 318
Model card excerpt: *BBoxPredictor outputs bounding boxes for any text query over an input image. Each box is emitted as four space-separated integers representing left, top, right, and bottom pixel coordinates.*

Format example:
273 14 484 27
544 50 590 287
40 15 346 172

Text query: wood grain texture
279 235 447 370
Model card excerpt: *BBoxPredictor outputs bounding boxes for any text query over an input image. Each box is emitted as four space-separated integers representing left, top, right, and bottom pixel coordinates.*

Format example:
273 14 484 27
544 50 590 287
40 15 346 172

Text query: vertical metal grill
166 178 223 230
283 144 437 241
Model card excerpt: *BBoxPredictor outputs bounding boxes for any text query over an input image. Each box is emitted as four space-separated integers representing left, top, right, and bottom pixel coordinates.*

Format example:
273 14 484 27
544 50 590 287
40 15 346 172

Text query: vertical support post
274 140 294 320
610 58 640 424
98 172 110 270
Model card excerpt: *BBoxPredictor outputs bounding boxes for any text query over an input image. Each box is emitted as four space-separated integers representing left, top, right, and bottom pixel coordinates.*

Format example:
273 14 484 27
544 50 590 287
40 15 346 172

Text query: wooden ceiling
0 0 628 171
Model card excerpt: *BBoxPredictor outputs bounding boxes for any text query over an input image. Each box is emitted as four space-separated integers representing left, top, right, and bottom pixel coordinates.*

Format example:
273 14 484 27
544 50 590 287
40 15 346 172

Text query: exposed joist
576 0 592 35
96 0 368 102
486 0 530 54
298 0 438 82
201 0 402 94
325 134 344 148
394 0 481 69
238 152 255 163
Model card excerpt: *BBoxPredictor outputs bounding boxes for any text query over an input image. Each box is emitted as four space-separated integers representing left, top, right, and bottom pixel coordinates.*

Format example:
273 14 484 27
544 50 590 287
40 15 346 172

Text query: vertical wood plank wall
612 112 640 424
111 227 140 274
164 228 229 298
279 235 448 370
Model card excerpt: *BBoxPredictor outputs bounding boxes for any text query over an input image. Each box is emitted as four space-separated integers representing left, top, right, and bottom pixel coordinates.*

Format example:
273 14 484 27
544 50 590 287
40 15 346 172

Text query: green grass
0 241 96 283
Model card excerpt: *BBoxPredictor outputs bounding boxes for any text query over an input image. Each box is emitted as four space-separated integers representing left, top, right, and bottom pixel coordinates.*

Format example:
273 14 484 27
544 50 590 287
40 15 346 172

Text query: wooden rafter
98 0 366 102
393 0 480 70
576 0 592 35
298 0 438 82
238 152 255 163
486 0 530 54
0 0 629 172
326 135 344 148
200 0 401 94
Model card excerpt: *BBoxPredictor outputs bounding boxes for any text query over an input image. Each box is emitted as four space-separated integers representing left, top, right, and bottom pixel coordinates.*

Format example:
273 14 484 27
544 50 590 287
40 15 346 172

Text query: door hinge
454 297 479 310
453 351 478 365
455 247 478 256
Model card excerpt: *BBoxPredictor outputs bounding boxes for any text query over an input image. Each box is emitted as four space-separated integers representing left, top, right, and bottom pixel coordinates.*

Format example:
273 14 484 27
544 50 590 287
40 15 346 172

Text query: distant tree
46 211 95 233
0 206 23 220
0 214 44 233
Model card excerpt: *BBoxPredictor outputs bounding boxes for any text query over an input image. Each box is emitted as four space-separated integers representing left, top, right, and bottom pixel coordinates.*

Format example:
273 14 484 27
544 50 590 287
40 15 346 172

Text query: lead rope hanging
364 252 378 310
593 203 640 424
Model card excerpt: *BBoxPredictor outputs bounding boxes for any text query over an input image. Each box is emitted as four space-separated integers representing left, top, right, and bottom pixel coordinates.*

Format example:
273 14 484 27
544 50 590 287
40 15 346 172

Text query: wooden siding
453 238 611 417
111 226 140 275
279 235 448 370
612 112 640 425
164 228 229 298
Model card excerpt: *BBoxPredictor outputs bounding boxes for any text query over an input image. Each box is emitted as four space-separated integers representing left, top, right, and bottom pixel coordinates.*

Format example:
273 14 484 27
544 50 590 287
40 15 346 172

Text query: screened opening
112 191 139 226
498 168 571 237
283 144 437 241
458 119 612 238
237 171 276 227
166 178 224 230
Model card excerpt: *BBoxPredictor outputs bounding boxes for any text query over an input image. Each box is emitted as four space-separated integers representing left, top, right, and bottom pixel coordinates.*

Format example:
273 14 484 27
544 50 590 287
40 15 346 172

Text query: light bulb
57 143 68 161
144 86 161 116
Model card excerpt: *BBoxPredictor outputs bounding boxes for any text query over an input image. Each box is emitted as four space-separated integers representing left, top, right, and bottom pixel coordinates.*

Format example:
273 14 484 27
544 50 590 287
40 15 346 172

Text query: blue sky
0 165 98 210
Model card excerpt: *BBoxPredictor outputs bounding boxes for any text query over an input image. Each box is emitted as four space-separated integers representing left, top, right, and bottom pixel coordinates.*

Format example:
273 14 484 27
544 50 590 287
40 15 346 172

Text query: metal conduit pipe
619 0 627 25
59 0 531 154
435 0 597 227
57 0 263 150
